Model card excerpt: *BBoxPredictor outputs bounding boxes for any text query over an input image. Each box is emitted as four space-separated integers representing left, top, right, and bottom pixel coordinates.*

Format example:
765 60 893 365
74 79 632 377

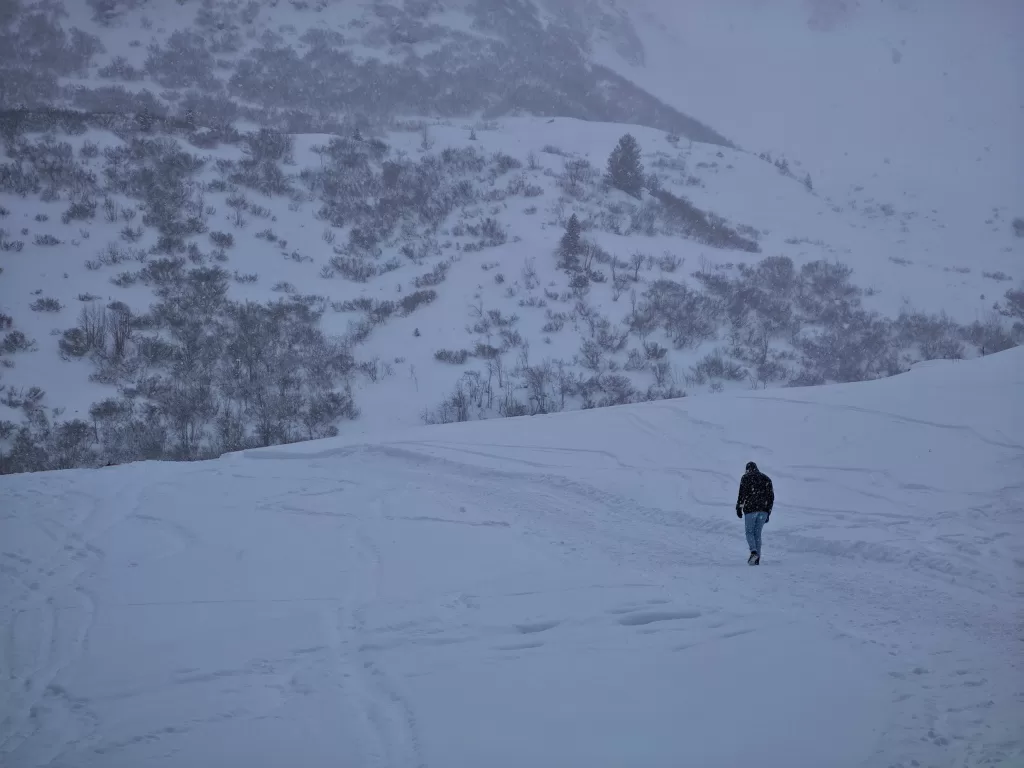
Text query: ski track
336 441 1021 765
362 441 1007 595
1 471 180 765
337 499 426 768
734 394 1024 453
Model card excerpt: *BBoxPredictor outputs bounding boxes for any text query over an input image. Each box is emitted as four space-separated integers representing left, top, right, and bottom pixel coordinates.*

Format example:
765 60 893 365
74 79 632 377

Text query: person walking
736 461 774 565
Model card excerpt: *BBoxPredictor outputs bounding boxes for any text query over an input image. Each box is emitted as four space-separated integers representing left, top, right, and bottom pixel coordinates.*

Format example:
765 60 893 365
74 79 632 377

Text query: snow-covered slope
2 115 1019 448
0 0 1021 471
2 346 1022 767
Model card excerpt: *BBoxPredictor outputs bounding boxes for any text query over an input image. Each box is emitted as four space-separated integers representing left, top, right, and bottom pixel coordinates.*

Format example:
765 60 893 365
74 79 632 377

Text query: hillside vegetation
0 0 1020 473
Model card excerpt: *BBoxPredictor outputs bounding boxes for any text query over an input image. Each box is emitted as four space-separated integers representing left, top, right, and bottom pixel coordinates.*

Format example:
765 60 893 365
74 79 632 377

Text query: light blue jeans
744 511 768 553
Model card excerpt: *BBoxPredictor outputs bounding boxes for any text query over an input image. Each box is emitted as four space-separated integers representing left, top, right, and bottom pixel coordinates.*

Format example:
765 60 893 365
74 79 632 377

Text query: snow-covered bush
689 349 747 386
210 231 234 248
2 330 35 353
435 348 471 365
651 189 759 252
30 297 62 312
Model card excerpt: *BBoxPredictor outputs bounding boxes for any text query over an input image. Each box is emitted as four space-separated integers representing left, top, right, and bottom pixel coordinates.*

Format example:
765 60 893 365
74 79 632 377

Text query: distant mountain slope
0 0 730 145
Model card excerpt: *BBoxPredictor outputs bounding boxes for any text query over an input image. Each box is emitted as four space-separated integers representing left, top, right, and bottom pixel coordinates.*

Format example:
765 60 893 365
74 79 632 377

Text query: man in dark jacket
736 461 773 565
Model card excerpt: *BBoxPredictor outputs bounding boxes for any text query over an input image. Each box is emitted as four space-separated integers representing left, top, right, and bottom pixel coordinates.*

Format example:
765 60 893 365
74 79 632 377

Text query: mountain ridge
0 0 731 145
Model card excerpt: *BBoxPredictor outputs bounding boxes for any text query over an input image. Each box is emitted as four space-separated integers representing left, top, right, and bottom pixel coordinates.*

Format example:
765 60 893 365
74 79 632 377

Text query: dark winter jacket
736 468 774 515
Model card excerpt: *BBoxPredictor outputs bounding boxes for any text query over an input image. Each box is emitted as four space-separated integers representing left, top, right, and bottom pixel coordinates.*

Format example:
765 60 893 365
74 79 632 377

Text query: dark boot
747 551 758 566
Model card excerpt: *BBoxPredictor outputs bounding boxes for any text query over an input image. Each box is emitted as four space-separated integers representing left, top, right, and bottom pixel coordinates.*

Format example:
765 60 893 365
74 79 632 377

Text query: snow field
1 346 1022 766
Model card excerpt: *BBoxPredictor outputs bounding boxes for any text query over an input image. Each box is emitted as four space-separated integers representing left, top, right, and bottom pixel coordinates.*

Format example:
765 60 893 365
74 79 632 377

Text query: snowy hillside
2 346 1022 767
0 0 1022 472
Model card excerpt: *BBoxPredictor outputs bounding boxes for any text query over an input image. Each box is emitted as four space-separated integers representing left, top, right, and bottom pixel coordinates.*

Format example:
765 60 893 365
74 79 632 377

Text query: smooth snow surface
2 348 1023 767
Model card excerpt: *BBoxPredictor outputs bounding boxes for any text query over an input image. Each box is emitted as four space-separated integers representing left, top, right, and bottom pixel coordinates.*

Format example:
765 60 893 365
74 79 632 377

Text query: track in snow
1 351 1022 767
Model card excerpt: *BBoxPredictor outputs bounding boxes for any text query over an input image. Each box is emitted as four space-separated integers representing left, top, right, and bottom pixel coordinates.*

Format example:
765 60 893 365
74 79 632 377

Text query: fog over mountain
618 0 1024 215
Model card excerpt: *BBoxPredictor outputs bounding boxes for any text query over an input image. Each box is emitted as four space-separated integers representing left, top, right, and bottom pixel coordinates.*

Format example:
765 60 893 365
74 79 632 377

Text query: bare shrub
120 225 144 242
961 313 1016 355
414 261 450 288
210 231 234 248
597 373 636 407
76 303 108 352
625 348 646 371
3 331 35 353
399 289 437 315
793 308 899 384
560 158 597 197
644 341 668 360
423 376 478 425
434 348 470 364
542 310 568 333
658 253 682 273
30 297 63 312
651 189 759 252
896 310 965 361
983 271 1012 282
330 254 377 282
62 198 97 224
689 350 746 385
636 279 719 348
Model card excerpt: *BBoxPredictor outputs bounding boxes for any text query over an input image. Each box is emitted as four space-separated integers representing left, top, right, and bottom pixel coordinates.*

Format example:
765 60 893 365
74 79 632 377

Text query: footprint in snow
617 610 702 627
497 641 544 651
606 606 643 615
606 598 673 616
515 620 560 635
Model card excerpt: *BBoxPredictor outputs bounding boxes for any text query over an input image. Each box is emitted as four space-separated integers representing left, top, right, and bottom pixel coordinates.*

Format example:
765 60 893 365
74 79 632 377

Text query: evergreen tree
558 214 584 271
606 134 644 197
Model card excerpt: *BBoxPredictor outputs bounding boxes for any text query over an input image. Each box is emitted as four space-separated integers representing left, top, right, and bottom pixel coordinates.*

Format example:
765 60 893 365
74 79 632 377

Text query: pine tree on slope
558 213 584 271
607 133 644 198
